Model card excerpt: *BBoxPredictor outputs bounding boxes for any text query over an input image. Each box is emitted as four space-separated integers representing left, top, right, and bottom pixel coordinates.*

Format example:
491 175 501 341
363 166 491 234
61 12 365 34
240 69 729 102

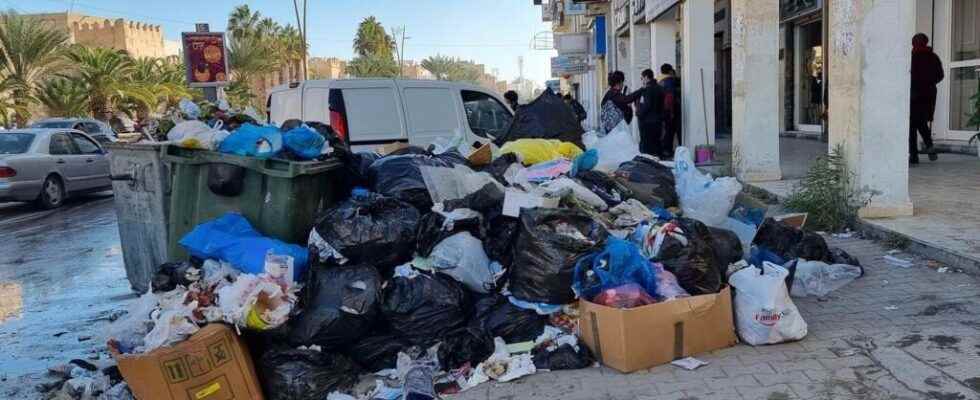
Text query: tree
127 57 193 119
353 16 395 59
64 46 146 121
421 54 455 80
347 54 399 78
0 11 70 126
421 55 484 83
227 33 279 103
228 5 261 39
36 78 88 117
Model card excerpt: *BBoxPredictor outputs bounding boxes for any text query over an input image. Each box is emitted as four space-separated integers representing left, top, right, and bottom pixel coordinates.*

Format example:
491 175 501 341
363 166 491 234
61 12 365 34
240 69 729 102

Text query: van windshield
0 133 35 154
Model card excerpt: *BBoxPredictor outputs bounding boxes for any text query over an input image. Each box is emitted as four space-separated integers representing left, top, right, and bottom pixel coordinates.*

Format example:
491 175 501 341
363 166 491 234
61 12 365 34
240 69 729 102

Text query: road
0 194 135 398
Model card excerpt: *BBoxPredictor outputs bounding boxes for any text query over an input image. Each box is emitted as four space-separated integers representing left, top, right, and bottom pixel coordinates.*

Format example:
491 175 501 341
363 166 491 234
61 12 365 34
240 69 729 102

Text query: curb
743 182 980 274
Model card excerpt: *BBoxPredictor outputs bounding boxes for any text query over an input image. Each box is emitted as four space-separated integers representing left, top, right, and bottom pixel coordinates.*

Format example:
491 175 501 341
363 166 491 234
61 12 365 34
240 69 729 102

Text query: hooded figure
909 33 944 164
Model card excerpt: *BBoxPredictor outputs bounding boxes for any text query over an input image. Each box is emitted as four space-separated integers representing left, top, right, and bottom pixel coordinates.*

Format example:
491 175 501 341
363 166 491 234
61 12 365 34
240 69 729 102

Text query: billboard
182 32 229 88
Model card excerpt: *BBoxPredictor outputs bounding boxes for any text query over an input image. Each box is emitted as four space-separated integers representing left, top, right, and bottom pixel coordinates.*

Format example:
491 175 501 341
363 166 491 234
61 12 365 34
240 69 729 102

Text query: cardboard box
502 189 560 217
377 141 408 156
774 213 808 229
466 143 492 166
111 324 264 400
578 286 738 373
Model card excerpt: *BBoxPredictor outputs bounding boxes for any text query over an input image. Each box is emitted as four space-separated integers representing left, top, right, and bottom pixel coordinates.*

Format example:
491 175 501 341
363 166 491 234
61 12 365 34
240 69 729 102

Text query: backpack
600 100 624 134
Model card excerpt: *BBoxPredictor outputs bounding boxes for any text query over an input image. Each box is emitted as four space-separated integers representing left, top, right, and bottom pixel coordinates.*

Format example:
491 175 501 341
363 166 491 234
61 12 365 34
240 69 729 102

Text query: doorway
794 20 824 133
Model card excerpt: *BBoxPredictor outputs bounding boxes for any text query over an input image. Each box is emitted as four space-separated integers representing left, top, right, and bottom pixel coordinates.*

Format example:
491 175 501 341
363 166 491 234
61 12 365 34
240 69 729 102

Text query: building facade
309 57 348 80
26 12 169 59
540 0 979 218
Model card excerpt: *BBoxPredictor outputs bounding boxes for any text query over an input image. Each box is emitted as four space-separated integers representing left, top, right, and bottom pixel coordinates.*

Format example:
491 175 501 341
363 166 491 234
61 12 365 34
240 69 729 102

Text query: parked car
0 129 111 208
30 118 117 145
267 79 514 151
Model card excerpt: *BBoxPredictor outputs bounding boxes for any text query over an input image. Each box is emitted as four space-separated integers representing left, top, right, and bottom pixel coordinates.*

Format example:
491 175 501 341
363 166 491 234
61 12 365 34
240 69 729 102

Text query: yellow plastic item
245 307 270 330
500 139 583 165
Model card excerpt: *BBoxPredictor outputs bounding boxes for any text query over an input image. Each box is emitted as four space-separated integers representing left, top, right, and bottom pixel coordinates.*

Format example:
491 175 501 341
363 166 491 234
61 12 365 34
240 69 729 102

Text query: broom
695 67 715 165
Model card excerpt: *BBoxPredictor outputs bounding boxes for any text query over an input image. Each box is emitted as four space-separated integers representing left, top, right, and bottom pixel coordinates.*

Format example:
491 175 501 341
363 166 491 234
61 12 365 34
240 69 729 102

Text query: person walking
563 94 587 123
635 69 666 156
600 70 642 133
504 90 520 112
910 33 944 164
658 64 681 158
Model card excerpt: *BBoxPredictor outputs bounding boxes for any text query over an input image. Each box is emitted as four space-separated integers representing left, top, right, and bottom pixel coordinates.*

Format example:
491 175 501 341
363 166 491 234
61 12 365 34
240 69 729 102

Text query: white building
540 0 980 218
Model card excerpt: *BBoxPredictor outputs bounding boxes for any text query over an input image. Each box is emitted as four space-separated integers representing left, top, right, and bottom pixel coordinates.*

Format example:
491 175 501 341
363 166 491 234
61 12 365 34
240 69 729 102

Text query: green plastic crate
162 145 343 261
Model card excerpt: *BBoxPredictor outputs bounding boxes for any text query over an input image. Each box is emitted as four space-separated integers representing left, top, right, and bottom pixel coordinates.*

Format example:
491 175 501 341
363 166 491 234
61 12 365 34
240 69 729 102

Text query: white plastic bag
791 260 862 298
215 274 295 330
420 164 503 204
585 121 640 172
167 120 229 150
429 232 503 293
673 146 742 227
730 262 807 345
539 177 608 210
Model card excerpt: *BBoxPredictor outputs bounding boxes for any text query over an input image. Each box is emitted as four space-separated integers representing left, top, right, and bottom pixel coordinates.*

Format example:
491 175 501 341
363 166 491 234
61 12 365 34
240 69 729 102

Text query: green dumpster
161 145 344 261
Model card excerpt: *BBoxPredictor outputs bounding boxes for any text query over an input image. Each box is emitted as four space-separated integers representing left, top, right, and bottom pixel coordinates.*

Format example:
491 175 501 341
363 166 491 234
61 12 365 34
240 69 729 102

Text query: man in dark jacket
910 33 944 164
636 69 666 156
659 64 681 158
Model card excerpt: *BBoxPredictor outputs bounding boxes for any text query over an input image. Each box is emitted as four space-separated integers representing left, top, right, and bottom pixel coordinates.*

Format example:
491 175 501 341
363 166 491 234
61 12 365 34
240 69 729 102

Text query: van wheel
37 175 65 209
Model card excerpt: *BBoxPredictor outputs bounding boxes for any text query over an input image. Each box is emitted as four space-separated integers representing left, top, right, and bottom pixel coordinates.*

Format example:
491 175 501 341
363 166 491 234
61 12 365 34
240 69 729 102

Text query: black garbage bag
368 151 467 210
415 211 484 258
444 183 505 215
494 90 585 148
381 272 470 345
753 218 832 262
346 335 413 372
575 170 634 207
656 218 722 295
532 344 594 371
309 193 419 270
333 151 381 194
707 226 744 268
482 213 520 268
151 261 200 292
471 294 545 343
290 265 382 349
259 347 360 400
792 231 831 262
509 208 608 304
829 247 862 268
614 157 678 208
477 153 520 186
437 327 495 370
207 163 245 197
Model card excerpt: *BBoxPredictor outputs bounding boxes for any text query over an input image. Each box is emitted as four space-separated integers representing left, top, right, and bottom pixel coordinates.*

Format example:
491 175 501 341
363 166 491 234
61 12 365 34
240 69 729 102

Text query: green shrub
785 144 874 232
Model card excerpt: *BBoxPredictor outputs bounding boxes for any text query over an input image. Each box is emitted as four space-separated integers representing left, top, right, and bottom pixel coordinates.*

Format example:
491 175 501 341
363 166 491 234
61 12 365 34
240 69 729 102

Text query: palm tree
421 54 456 80
36 78 88 117
128 57 193 119
0 11 70 126
226 33 279 106
227 5 261 39
353 16 395 59
347 53 399 78
64 46 145 121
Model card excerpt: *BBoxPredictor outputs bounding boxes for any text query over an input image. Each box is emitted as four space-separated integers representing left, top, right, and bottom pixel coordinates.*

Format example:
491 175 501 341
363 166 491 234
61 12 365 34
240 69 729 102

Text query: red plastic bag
591 283 658 309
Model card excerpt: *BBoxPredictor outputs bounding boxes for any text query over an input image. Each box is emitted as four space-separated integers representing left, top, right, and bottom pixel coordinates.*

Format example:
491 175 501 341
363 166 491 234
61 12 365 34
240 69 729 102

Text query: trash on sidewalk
259 346 361 400
499 139 583 165
883 255 914 268
730 262 808 345
671 357 709 371
789 260 863 298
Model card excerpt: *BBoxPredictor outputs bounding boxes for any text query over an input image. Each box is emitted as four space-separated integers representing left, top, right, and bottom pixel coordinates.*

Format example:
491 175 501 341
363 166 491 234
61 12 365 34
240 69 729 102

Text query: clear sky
13 0 558 86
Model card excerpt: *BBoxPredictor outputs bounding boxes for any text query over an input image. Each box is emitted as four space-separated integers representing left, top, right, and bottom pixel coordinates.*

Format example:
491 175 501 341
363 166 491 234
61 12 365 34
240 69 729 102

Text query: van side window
403 88 459 134
461 90 512 138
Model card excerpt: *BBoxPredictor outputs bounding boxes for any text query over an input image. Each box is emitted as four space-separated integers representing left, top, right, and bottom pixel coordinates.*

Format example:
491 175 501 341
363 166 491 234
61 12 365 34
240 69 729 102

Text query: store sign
780 0 821 22
551 55 589 77
631 0 645 22
555 32 591 54
646 0 679 21
613 0 629 32
182 32 229 88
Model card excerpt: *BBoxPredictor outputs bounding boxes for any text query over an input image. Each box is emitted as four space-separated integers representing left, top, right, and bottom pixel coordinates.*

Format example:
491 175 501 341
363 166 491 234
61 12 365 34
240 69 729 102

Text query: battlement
72 18 160 33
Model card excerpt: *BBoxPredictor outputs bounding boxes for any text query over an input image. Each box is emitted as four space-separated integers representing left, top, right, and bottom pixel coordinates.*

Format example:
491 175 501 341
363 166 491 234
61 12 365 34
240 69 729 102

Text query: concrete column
650 11 677 72
828 0 914 217
680 0 716 148
730 0 782 182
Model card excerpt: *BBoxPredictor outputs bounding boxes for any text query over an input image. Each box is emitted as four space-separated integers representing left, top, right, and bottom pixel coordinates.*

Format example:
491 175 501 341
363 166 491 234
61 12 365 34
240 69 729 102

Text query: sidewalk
451 235 980 400
733 137 980 271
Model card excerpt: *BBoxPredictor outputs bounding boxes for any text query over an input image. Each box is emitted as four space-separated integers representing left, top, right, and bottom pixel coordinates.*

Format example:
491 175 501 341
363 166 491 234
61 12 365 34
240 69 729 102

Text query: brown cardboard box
111 324 264 400
578 286 738 373
466 143 493 166
377 141 408 156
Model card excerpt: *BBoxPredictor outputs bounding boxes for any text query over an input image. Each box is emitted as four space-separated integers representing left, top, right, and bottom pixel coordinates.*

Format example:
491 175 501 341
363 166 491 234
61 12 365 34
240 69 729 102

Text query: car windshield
0 133 35 154
31 121 75 129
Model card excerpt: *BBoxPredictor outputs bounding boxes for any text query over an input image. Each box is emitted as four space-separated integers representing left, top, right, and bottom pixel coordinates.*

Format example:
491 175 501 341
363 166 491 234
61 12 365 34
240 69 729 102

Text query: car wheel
37 175 65 209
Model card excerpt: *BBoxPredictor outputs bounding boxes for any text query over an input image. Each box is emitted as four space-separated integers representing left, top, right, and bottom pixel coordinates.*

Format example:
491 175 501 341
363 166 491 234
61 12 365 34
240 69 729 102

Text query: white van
267 79 514 150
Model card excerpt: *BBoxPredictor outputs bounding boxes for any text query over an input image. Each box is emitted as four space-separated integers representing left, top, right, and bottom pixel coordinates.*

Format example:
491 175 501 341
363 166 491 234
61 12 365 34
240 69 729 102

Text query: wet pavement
0 194 135 398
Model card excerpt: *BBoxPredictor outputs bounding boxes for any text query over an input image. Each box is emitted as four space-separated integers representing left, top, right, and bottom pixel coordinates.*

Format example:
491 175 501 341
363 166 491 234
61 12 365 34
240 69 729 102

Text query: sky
14 0 558 85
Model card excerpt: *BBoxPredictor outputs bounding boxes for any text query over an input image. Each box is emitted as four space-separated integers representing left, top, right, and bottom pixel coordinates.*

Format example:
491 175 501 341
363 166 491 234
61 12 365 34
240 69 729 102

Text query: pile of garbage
98 117 864 399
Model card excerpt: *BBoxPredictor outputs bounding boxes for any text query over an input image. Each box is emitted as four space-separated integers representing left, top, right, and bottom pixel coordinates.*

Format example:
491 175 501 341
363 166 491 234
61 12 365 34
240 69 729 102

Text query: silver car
30 118 118 146
0 129 111 208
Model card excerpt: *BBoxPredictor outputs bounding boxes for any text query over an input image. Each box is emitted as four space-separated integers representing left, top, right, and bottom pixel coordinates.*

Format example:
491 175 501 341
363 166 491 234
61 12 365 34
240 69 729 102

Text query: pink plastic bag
592 283 658 309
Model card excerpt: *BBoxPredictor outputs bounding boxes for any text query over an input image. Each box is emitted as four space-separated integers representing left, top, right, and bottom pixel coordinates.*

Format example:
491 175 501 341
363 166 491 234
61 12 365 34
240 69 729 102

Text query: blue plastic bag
282 125 325 160
179 212 308 280
572 238 659 302
218 123 283 158
748 245 786 268
571 149 598 177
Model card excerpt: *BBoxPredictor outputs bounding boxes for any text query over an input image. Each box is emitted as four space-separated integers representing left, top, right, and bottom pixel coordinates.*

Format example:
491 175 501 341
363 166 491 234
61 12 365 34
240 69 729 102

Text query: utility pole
391 26 408 78
292 0 308 80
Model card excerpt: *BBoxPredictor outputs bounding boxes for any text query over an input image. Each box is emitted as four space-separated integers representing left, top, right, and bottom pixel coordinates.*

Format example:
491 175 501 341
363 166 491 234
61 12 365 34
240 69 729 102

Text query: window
403 88 460 133
49 133 77 155
76 122 102 135
950 0 980 131
30 121 73 129
71 133 102 154
461 90 513 138
0 133 35 154
952 0 980 62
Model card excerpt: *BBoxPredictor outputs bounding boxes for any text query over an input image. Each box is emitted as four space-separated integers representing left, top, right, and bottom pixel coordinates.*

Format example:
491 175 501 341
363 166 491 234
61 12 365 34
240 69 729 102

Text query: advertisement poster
182 32 229 87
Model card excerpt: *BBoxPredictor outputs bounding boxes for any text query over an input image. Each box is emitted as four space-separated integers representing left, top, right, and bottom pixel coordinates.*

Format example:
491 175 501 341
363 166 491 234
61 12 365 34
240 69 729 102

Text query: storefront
779 0 824 134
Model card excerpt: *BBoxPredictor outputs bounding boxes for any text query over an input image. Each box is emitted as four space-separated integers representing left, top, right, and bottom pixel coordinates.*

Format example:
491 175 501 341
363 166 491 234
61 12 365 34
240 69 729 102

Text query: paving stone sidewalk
451 236 980 400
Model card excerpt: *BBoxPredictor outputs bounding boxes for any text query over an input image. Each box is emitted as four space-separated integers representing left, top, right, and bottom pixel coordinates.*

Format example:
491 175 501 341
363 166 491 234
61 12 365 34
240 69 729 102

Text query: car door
47 132 86 191
399 83 463 147
332 80 406 149
70 132 110 189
